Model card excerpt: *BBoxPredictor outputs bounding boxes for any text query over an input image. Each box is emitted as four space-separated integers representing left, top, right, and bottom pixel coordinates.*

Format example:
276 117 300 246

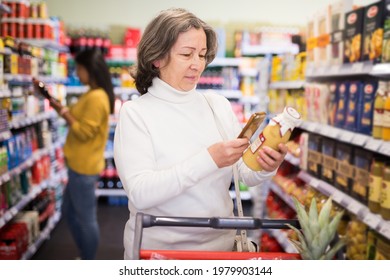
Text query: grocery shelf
0 88 12 98
209 57 242 67
265 228 298 254
21 39 69 53
4 74 68 85
299 121 390 157
269 80 305 90
284 153 300 167
297 170 390 240
267 181 295 210
66 85 139 97
95 188 126 197
0 130 12 142
21 211 62 260
239 68 258 77
9 111 57 130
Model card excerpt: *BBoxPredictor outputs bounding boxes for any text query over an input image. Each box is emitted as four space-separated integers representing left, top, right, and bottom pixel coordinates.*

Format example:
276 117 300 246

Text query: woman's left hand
256 143 288 172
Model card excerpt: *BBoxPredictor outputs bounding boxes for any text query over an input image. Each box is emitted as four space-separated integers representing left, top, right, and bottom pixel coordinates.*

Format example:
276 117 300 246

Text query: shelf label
329 65 340 75
365 139 383 152
378 142 390 156
307 122 318 132
362 214 381 229
4 211 12 221
379 224 390 239
10 207 17 216
331 190 345 205
348 200 363 215
352 62 364 73
340 131 354 142
0 218 5 228
327 127 340 139
309 178 320 189
316 67 326 76
352 134 369 146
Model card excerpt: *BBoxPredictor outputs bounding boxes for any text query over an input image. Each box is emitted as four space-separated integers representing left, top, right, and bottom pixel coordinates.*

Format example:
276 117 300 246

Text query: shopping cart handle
141 213 300 230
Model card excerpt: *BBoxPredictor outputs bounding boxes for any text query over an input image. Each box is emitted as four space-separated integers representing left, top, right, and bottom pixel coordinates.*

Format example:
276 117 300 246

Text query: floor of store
31 197 254 260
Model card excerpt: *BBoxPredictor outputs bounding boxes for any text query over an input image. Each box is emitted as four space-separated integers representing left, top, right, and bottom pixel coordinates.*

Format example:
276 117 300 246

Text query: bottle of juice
372 81 387 139
383 90 390 141
368 159 384 213
242 106 302 171
380 164 390 220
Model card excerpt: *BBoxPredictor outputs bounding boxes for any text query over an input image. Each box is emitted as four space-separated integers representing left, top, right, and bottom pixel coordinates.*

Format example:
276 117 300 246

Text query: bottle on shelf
242 106 302 171
379 164 390 220
372 81 387 139
368 159 384 213
383 90 390 141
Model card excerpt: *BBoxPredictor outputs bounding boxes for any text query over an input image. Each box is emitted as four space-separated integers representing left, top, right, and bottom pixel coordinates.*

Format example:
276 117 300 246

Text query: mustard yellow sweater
63 88 110 175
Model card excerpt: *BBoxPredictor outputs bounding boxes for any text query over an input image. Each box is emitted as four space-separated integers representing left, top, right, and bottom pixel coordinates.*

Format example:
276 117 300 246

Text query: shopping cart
131 212 302 260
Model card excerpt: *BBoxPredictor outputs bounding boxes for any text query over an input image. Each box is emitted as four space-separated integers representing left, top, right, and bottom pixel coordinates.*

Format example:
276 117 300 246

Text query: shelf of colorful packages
269 80 305 90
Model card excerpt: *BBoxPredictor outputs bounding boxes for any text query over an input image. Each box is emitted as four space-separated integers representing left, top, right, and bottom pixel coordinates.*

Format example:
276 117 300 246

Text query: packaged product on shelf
343 7 365 63
328 82 339 126
346 217 368 260
321 137 337 185
375 234 390 259
369 158 384 213
318 83 331 124
379 164 390 220
299 132 309 171
383 89 390 140
382 0 390 62
335 82 349 128
304 83 315 121
314 6 332 67
344 81 363 132
351 148 373 204
372 80 388 138
306 15 317 66
362 0 385 62
330 0 354 65
335 142 354 195
307 133 322 177
356 80 377 135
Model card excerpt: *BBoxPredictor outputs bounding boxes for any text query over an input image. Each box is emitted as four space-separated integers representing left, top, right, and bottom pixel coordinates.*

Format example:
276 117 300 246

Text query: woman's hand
256 143 288 172
49 98 62 114
208 138 249 168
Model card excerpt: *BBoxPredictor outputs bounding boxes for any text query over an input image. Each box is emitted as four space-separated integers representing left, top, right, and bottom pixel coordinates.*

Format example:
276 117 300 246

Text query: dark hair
75 49 115 113
133 8 218 95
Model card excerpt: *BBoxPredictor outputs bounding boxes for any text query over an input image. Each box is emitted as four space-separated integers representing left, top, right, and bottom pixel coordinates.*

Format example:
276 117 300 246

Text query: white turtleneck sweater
114 77 275 259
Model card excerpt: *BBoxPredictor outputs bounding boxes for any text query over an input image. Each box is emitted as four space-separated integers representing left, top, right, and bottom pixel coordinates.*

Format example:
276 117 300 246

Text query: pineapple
288 197 346 260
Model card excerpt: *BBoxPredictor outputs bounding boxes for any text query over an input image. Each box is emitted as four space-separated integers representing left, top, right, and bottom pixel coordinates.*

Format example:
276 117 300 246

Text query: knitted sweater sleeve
113 101 219 210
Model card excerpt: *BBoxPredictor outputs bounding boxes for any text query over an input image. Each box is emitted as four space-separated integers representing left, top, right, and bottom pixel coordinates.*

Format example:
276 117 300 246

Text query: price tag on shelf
340 130 354 143
307 122 318 133
0 218 5 228
352 62 364 73
378 224 390 239
327 127 340 139
329 65 340 75
10 207 18 216
378 142 390 156
4 211 12 221
352 134 369 146
365 139 383 152
331 190 345 205
347 200 363 215
362 214 381 229
309 178 320 189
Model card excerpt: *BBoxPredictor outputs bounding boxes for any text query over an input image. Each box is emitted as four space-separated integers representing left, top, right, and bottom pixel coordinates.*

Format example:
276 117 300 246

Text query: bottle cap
283 106 302 125
270 106 302 136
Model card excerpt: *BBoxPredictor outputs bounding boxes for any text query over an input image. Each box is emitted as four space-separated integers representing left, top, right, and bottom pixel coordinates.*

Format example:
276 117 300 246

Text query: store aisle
31 197 129 260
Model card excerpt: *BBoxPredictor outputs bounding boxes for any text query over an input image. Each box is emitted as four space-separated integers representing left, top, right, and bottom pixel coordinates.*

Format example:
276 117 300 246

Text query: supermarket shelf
4 74 68 85
198 89 259 104
268 181 295 210
66 85 139 96
284 153 300 167
21 211 62 260
241 43 299 56
0 88 12 98
209 57 242 67
229 190 252 201
0 167 67 229
265 228 298 254
239 68 258 77
95 188 126 197
297 170 390 240
21 39 69 53
269 80 305 90
303 61 390 79
0 130 12 142
299 121 390 157
9 111 57 130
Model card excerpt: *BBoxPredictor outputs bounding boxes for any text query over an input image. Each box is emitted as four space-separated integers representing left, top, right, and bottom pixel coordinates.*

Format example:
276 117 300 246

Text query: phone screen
238 112 266 139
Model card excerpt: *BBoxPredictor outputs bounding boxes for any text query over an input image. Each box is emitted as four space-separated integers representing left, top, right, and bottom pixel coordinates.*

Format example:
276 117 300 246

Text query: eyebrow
181 46 207 51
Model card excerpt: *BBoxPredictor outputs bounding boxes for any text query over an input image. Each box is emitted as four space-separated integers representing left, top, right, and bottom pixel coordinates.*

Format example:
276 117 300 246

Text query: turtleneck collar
147 77 197 104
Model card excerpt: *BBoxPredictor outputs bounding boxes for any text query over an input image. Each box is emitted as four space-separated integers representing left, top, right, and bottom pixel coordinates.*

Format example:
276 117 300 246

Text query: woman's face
158 27 207 91
76 64 90 85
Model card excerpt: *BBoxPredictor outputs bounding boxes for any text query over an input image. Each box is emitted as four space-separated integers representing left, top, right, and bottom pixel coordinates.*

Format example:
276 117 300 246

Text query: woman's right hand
208 138 249 168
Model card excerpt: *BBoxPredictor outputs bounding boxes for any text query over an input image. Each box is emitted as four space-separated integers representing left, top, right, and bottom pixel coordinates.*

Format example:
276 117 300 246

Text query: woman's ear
153 60 160 68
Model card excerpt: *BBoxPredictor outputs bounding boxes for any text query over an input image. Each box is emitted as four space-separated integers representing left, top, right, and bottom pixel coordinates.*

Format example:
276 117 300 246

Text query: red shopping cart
132 212 302 260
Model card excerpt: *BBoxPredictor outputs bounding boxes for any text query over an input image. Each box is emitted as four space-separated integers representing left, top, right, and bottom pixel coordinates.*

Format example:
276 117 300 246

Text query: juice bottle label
369 175 382 203
380 180 390 208
383 110 390 128
373 109 384 126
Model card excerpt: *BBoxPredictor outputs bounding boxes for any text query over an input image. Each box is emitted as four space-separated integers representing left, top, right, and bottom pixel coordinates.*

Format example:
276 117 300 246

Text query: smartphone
32 78 58 102
238 112 266 139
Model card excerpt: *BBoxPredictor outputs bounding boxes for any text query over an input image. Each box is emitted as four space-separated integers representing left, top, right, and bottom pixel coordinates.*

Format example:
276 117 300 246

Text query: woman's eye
181 53 191 57
199 55 206 60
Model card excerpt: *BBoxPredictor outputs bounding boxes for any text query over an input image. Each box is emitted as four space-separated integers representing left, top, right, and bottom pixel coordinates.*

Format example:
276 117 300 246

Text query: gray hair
132 8 218 94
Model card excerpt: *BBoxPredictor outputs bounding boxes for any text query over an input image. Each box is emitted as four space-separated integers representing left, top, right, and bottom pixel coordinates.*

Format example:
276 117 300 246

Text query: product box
335 82 350 128
351 148 373 204
382 0 390 62
328 82 339 126
357 80 378 135
307 134 322 177
330 0 354 65
321 137 337 184
299 132 309 171
345 81 363 132
318 83 331 124
314 6 332 67
362 0 386 62
343 7 365 63
306 15 317 65
335 142 354 195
